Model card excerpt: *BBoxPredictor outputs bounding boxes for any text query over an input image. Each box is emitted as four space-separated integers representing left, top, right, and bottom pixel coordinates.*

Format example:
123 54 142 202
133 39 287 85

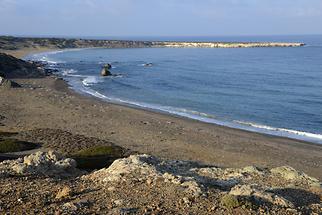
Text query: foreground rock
0 151 81 177
0 153 321 214
0 52 44 78
84 154 321 212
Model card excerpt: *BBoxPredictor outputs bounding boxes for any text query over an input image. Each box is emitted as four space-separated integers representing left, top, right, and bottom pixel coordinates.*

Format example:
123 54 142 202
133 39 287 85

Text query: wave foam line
234 121 322 140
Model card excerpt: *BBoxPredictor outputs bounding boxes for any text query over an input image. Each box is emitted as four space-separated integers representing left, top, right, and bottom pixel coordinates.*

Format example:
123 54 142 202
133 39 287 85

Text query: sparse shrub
0 138 38 153
72 145 125 170
72 145 123 157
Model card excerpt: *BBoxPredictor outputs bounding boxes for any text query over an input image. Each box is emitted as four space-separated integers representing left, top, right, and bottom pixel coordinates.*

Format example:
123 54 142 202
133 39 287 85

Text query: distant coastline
0 36 304 58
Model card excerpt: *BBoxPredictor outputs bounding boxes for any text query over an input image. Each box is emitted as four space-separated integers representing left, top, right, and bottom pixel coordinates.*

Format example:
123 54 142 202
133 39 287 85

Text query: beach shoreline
0 47 321 180
24 47 322 145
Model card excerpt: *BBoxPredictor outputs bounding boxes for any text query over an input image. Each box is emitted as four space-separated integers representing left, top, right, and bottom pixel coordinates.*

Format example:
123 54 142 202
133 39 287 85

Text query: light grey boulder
229 184 294 208
1 151 80 177
270 166 321 187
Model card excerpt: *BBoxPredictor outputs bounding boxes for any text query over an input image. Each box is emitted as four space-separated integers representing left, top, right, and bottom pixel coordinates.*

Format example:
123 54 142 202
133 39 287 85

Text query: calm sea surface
27 35 322 143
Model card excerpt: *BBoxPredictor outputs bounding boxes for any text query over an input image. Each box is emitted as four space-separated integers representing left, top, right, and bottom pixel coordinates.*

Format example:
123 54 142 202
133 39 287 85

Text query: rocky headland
0 36 304 58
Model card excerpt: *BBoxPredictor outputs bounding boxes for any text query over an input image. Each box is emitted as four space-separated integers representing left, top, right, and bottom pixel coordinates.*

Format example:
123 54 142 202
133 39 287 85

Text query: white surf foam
62 69 77 75
82 76 102 86
234 121 322 140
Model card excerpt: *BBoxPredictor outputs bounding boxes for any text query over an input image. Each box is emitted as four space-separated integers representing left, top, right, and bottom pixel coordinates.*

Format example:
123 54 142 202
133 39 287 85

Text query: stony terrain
0 151 321 214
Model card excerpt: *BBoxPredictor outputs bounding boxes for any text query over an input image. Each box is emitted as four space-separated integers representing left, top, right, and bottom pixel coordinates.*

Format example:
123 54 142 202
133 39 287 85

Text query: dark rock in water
101 68 112 76
104 63 112 70
101 64 112 76
144 63 153 67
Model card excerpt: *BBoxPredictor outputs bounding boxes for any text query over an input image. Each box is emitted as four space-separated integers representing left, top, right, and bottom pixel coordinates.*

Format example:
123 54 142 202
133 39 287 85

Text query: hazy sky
1 0 322 37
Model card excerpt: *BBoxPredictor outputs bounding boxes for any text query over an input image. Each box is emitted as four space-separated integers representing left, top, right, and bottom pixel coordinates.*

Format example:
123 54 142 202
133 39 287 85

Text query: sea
26 35 322 144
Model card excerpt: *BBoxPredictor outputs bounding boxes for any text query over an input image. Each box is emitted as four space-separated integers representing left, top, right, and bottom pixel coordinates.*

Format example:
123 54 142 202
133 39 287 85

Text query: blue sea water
27 35 322 143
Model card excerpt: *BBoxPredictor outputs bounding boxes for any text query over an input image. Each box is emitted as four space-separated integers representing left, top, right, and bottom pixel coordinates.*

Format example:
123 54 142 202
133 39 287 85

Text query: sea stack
101 64 112 76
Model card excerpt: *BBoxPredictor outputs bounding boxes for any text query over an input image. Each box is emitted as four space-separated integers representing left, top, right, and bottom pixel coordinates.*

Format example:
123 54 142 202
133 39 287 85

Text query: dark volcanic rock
143 63 153 67
101 67 112 76
0 53 43 78
104 63 112 70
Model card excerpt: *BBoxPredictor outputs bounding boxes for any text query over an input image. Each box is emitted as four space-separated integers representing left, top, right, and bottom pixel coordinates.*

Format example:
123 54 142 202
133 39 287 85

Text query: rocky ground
0 150 321 214
0 124 321 214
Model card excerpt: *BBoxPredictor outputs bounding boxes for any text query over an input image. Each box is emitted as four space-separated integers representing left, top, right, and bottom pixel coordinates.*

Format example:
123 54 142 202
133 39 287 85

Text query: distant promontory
0 36 304 54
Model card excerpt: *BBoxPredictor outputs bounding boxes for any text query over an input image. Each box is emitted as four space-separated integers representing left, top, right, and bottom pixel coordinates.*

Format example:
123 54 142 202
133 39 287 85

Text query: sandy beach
1 47 321 180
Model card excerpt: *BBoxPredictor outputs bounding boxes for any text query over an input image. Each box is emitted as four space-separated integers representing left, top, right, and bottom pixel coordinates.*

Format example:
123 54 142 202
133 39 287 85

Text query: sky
1 0 322 37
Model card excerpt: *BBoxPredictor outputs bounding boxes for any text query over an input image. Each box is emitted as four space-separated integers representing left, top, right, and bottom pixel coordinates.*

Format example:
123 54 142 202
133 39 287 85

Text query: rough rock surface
84 154 322 210
0 52 43 78
84 154 206 197
229 184 294 208
0 153 321 214
271 166 320 186
100 67 111 76
0 151 80 177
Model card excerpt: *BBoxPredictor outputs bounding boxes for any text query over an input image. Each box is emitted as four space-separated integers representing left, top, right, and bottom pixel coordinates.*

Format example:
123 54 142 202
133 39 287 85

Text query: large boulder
229 184 294 208
0 151 81 177
100 68 112 76
83 154 204 197
100 64 112 76
270 166 320 187
0 53 43 78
